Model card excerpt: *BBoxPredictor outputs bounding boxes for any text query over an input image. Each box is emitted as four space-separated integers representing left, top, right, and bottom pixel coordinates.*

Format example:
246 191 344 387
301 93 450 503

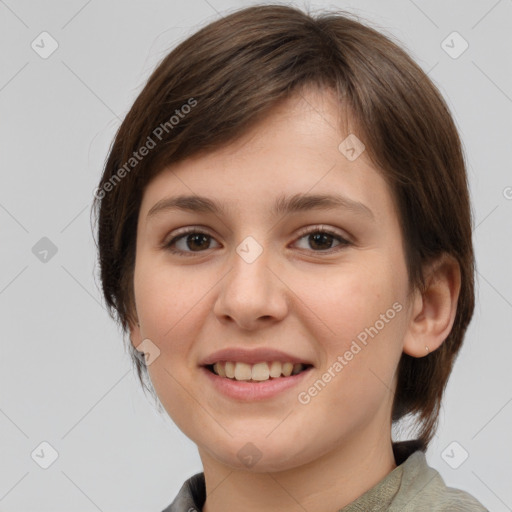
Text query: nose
213 244 289 331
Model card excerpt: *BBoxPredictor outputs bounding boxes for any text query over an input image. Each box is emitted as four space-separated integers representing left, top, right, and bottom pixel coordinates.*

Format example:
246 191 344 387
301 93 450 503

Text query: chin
203 436 314 473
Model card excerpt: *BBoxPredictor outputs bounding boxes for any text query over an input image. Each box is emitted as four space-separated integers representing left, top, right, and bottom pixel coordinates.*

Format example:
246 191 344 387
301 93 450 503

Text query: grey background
1 0 510 510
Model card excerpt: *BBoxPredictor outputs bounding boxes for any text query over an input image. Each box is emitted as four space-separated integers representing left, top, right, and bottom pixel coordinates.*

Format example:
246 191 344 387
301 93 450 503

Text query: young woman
93 4 488 511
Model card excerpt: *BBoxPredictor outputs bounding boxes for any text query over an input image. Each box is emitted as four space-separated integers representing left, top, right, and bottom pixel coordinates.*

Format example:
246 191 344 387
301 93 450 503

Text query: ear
403 253 461 357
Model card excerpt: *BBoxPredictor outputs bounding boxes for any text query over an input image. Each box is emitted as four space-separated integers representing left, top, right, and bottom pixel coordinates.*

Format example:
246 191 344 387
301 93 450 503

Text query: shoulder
390 450 488 512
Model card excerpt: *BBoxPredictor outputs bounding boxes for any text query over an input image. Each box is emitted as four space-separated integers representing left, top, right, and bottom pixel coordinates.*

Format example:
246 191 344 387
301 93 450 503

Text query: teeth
291 363 303 375
269 361 282 378
211 361 307 381
251 362 270 381
234 362 252 381
225 361 235 378
282 362 293 377
213 362 226 377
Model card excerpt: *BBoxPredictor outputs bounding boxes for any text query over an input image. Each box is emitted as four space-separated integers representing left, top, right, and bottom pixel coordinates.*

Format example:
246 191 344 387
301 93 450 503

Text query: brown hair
93 4 474 450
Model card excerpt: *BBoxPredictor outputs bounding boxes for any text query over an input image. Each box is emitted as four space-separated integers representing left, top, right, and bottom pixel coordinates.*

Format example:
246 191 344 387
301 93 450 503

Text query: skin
129 86 461 512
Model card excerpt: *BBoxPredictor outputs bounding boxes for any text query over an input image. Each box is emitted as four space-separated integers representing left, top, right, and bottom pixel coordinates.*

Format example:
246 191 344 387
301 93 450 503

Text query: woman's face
131 88 416 472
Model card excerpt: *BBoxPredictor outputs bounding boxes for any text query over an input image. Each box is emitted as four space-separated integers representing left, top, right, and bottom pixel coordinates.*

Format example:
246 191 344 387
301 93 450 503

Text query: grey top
161 440 488 511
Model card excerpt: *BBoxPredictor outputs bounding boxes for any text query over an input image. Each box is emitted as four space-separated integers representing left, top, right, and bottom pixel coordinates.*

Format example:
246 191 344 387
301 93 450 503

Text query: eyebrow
147 193 375 221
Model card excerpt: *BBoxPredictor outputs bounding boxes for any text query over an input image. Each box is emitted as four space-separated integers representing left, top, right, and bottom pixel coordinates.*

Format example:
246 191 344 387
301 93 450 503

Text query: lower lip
200 366 313 401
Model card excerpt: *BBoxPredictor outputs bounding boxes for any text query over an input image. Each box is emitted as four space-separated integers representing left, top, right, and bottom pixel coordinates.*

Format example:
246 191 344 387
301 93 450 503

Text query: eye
292 225 351 253
163 225 351 257
163 228 220 256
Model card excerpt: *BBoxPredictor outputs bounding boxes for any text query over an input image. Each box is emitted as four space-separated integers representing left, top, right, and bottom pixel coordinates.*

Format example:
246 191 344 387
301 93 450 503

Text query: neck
200 426 396 512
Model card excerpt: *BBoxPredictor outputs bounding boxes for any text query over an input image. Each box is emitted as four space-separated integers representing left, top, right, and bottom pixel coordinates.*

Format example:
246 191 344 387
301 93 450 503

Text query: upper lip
199 348 314 366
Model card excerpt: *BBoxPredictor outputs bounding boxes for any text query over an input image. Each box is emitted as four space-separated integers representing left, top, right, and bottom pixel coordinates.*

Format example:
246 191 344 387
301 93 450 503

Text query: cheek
133 257 209 344
132 259 204 401
291 259 407 400
133 258 211 431
292 260 404 344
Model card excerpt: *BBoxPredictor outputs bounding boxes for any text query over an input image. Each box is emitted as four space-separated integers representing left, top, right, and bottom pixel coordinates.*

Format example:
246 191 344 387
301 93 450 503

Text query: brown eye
163 226 351 257
183 233 211 251
293 227 351 253
164 230 220 255
308 232 336 250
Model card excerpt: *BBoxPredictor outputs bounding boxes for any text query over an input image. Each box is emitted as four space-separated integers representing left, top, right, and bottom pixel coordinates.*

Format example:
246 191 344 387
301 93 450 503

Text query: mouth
204 361 314 382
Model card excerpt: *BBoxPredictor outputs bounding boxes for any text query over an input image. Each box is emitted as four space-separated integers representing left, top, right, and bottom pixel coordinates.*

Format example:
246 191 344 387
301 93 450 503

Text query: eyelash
162 225 351 257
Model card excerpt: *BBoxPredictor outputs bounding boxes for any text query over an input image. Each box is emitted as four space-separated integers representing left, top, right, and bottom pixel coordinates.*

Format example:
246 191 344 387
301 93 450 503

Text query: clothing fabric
161 440 488 511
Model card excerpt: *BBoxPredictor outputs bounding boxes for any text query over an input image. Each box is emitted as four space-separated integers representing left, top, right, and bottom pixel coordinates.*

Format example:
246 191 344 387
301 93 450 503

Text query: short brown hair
93 4 474 450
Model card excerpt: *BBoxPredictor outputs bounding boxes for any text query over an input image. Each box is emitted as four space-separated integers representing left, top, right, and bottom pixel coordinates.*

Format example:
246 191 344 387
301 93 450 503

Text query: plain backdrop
1 0 511 510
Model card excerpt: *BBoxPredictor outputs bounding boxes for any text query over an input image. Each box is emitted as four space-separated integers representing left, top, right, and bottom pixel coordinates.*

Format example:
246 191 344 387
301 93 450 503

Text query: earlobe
403 254 461 358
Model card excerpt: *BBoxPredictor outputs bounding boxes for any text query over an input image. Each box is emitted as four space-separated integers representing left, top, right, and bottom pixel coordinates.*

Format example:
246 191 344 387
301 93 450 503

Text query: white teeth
281 362 293 377
251 362 270 381
269 361 282 378
225 361 235 378
234 362 252 381
211 361 307 381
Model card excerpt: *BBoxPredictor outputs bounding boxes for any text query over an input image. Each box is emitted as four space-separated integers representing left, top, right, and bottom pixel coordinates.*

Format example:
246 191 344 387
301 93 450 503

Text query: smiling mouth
205 361 313 382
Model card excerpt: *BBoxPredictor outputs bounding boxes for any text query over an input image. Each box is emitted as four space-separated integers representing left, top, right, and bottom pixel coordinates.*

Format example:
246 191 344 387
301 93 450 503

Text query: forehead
139 88 397 225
